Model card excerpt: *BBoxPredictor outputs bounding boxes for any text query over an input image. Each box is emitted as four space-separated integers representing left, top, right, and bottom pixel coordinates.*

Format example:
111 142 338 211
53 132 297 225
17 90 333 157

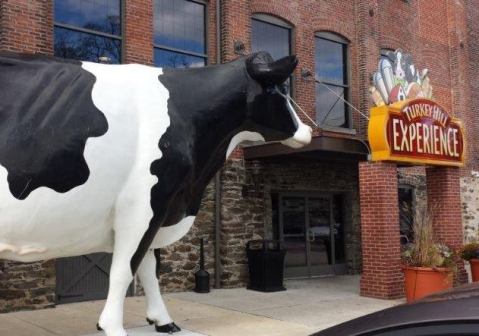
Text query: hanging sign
368 50 465 167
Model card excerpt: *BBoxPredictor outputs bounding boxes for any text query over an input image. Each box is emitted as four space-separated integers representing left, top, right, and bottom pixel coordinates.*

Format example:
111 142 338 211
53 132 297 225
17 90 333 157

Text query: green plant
460 242 479 261
401 205 456 270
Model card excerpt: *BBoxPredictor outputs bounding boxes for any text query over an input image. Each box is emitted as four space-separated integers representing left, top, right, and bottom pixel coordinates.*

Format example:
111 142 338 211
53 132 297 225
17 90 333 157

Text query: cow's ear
246 53 298 86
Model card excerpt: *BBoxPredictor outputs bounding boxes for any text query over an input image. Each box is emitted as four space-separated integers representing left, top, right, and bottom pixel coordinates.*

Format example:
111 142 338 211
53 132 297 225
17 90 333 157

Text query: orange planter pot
403 266 453 303
470 259 479 282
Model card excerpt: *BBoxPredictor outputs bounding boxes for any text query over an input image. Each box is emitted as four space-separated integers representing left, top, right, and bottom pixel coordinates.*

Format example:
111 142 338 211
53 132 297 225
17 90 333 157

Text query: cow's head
244 52 312 148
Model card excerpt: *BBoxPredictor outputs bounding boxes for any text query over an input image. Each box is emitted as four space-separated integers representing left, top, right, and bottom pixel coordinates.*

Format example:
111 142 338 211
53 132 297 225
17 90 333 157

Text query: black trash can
246 240 286 292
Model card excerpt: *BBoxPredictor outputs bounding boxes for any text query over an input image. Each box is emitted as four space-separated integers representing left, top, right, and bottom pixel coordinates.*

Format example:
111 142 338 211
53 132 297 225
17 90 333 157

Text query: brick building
1 0 478 312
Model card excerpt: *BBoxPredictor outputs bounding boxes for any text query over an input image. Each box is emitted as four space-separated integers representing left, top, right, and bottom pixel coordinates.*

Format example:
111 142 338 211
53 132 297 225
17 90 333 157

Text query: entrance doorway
273 193 347 278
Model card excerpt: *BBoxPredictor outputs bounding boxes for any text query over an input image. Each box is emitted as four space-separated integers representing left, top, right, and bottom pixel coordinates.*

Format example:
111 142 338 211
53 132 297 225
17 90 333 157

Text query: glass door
308 196 334 275
278 193 346 278
281 196 308 278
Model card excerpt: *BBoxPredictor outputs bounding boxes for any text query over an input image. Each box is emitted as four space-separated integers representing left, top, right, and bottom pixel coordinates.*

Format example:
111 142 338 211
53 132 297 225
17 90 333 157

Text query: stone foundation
0 260 55 313
155 182 217 293
398 167 427 213
461 171 479 242
219 159 264 288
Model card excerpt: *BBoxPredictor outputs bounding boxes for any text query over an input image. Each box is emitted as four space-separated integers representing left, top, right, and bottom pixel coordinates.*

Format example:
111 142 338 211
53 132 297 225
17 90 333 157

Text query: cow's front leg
138 249 181 333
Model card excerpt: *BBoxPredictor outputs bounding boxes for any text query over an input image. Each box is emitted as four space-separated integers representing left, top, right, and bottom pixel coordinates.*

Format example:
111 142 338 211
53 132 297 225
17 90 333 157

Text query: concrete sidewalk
0 276 404 336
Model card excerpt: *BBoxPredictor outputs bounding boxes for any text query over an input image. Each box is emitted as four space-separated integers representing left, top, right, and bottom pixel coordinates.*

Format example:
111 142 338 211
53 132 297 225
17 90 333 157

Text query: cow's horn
246 52 298 85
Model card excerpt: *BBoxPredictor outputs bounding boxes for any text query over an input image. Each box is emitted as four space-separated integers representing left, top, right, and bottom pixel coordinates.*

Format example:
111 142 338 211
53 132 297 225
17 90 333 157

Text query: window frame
315 31 353 132
380 48 395 60
251 13 294 95
53 0 125 63
153 0 208 67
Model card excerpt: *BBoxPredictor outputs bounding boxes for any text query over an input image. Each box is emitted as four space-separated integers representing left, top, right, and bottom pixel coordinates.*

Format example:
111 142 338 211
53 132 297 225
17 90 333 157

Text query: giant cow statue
0 51 312 335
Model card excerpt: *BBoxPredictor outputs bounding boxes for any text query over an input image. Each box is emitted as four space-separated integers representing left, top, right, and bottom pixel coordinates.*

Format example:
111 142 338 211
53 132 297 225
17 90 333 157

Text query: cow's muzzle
280 123 312 148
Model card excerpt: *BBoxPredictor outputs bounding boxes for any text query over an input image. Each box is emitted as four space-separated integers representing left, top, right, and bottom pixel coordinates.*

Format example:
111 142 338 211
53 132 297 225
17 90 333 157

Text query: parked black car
311 283 479 336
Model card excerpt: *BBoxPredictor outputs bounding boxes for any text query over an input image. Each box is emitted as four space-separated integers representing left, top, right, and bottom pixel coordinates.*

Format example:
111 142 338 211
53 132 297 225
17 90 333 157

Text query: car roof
311 283 479 336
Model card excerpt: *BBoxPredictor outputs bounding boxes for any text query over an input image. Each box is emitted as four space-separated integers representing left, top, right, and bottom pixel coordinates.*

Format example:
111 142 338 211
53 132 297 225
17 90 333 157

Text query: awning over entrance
243 135 369 161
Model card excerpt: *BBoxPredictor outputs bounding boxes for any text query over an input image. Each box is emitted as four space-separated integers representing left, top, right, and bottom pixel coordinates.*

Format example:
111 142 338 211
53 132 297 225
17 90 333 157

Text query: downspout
214 0 222 289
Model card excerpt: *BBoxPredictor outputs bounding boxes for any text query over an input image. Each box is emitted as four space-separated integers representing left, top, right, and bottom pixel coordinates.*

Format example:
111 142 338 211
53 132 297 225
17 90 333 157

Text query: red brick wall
426 167 468 284
359 162 403 299
465 0 479 170
219 0 479 169
0 0 53 54
124 0 153 64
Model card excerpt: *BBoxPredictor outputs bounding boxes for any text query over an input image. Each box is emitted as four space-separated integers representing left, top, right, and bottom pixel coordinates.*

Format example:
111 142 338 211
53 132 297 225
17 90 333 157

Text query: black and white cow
0 51 311 335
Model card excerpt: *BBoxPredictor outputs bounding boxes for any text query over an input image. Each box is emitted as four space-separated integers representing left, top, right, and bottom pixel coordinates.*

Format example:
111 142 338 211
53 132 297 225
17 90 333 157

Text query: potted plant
401 206 455 302
460 242 479 282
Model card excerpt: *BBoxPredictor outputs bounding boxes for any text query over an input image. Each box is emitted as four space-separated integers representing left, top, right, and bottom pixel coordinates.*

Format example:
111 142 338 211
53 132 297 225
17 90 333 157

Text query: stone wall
461 171 479 242
156 182 217 292
398 167 427 215
219 159 264 288
0 260 55 313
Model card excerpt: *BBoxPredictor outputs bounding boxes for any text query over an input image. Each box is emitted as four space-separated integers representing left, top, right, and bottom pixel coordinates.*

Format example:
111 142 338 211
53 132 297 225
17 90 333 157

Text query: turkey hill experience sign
368 50 465 167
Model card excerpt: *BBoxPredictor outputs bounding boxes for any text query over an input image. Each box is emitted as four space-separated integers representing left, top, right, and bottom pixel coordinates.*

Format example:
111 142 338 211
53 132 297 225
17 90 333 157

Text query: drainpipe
214 0 222 289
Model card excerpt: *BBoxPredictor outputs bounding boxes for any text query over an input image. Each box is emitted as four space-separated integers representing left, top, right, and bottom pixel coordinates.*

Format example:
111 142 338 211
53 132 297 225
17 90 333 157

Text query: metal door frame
278 191 347 278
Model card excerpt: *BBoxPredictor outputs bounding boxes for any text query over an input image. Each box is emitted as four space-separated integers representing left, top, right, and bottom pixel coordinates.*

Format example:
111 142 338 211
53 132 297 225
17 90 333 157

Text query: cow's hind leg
98 218 151 336
138 249 181 333
97 234 138 336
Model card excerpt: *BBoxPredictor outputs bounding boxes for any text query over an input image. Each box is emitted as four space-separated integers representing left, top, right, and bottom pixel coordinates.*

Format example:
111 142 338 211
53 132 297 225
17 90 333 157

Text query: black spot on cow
130 52 299 274
0 52 108 199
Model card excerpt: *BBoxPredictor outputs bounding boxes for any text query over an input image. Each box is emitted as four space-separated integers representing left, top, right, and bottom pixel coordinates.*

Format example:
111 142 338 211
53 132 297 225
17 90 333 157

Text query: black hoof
96 323 103 331
146 317 155 325
155 322 181 333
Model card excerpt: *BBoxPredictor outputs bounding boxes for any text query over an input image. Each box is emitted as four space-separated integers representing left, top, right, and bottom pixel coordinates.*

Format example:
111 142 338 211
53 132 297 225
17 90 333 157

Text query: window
251 14 292 92
380 48 394 61
315 33 349 129
54 0 122 63
252 15 291 61
153 0 207 68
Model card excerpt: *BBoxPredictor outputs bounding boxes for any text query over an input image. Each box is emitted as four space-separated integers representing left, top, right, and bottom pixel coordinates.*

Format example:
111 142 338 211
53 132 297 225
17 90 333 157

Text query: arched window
315 32 350 129
251 14 292 60
251 14 293 93
54 0 122 64
153 0 207 68
380 48 395 61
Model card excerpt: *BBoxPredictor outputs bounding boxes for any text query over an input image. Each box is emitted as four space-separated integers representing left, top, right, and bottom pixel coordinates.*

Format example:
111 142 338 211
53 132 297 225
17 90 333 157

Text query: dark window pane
54 27 121 64
252 19 290 61
316 84 348 128
154 48 205 68
154 0 205 54
54 0 121 36
315 38 346 85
